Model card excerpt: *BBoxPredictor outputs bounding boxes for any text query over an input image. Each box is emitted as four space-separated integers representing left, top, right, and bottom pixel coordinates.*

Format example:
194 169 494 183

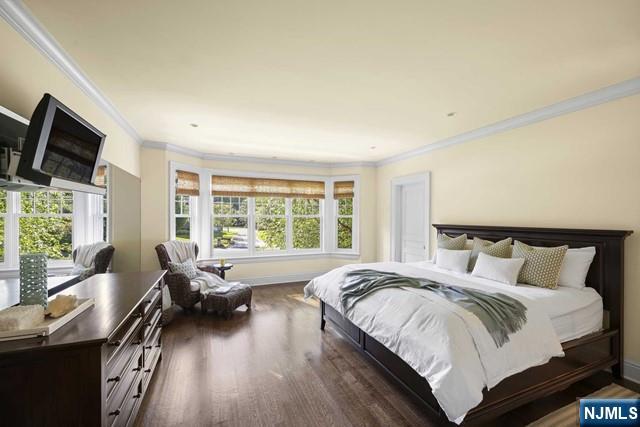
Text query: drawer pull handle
108 409 121 416
107 375 121 383
133 393 141 399
133 366 142 372
144 345 152 350
155 344 161 348
144 321 152 327
144 368 152 373
143 299 152 305
108 340 121 347
132 313 142 318
133 340 142 345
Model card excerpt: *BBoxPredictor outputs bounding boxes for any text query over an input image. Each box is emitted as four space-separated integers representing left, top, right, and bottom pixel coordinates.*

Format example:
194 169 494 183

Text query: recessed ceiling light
190 123 199 127
370 145 377 150
228 152 234 155
447 112 456 117
271 156 278 159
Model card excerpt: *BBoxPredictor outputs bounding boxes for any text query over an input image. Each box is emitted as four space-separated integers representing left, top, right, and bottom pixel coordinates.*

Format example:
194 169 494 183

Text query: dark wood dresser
0 270 166 427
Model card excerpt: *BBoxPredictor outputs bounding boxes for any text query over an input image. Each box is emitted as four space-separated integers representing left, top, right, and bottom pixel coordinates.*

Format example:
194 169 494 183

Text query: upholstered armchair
72 245 115 274
155 243 221 311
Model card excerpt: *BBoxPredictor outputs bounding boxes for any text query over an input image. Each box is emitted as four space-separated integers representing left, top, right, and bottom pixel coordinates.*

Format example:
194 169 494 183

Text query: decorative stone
20 254 48 308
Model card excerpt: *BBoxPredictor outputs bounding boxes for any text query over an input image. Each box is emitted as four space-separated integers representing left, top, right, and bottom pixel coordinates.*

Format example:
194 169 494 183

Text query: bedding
341 269 528 347
304 261 564 423
558 246 596 289
435 248 471 272
471 252 524 285
512 240 568 289
468 237 512 270
415 261 603 341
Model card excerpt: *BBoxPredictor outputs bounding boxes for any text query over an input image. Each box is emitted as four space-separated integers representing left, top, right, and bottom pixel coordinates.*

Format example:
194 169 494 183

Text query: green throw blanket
341 269 527 348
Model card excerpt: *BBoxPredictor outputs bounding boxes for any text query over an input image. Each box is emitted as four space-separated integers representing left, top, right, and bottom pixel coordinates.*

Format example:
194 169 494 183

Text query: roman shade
211 176 325 199
94 165 107 188
175 170 200 196
333 180 354 199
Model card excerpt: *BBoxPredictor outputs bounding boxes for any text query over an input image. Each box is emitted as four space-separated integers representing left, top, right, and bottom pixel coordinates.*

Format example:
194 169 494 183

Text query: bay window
169 162 358 260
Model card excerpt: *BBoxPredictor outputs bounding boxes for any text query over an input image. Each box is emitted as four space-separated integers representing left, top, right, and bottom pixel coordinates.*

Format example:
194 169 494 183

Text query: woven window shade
176 170 200 196
333 181 354 199
211 176 325 199
94 165 107 188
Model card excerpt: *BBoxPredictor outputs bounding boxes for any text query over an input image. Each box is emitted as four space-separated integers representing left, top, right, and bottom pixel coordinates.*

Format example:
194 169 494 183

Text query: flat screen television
17 93 106 193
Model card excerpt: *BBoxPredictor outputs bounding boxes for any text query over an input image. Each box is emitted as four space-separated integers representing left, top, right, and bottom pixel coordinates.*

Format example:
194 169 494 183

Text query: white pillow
557 247 596 289
471 252 525 286
435 248 471 273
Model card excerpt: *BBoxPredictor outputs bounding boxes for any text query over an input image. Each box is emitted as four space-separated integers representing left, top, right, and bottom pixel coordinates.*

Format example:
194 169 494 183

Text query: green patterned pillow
437 233 467 250
168 259 198 280
511 241 568 289
468 237 512 271
433 233 467 261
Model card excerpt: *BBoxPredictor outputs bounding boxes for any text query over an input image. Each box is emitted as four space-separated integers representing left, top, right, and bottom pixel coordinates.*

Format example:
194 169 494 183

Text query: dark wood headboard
433 224 632 375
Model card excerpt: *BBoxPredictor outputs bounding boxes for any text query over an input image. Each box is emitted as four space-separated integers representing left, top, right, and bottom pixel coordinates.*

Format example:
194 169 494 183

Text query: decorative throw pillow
511 241 568 289
168 259 198 280
557 246 596 289
468 237 512 271
471 252 524 286
432 233 467 262
435 248 472 273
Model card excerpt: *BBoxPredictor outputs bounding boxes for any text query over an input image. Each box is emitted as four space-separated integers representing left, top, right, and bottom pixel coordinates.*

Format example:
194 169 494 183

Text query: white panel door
401 182 426 262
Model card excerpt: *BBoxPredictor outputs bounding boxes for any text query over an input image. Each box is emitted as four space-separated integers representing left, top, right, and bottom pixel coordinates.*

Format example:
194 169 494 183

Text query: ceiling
24 0 640 163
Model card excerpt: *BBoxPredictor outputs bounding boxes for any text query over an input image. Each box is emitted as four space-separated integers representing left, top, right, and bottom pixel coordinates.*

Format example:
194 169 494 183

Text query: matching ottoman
200 286 252 319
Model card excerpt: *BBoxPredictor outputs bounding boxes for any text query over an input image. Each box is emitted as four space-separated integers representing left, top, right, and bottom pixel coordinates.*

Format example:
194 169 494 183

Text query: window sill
200 251 361 264
0 264 74 279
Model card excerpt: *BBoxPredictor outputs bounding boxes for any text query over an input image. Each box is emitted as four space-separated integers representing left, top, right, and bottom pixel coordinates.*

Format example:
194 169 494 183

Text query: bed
307 224 632 424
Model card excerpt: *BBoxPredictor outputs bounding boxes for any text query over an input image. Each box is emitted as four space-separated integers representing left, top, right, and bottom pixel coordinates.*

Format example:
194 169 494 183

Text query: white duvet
304 262 564 424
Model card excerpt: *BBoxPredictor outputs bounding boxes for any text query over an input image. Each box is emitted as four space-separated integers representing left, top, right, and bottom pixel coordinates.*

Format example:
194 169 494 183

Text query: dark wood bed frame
319 224 632 424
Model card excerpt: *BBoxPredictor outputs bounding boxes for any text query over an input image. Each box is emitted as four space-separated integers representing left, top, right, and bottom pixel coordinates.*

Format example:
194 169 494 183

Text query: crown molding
376 76 640 166
142 140 376 169
0 0 142 144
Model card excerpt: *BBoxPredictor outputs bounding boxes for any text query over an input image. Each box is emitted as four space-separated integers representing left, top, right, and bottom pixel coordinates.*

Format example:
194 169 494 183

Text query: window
334 181 355 250
19 192 73 260
210 175 326 257
292 198 321 249
0 189 105 272
174 170 199 241
255 197 286 251
169 164 359 260
212 196 248 249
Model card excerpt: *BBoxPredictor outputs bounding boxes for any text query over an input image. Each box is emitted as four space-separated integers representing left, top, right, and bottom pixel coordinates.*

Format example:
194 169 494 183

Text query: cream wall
110 165 142 272
0 20 140 177
139 148 377 278
376 94 640 363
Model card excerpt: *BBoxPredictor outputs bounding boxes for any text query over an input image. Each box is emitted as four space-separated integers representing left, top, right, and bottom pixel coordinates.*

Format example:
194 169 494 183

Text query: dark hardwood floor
136 283 633 427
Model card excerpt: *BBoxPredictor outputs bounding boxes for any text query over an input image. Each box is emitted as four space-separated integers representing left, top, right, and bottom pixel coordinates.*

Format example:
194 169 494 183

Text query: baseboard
238 271 326 286
625 359 640 383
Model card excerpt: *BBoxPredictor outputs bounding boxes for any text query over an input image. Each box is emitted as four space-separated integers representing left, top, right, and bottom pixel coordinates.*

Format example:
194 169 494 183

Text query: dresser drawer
142 307 162 343
106 343 142 405
106 311 143 365
141 287 162 317
106 352 143 427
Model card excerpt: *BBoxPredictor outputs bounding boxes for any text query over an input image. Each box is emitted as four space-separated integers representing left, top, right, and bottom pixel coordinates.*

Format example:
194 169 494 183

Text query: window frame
169 162 359 261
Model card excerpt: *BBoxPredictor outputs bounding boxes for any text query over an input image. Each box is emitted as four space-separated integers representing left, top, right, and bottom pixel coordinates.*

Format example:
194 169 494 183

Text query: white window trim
169 161 360 261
